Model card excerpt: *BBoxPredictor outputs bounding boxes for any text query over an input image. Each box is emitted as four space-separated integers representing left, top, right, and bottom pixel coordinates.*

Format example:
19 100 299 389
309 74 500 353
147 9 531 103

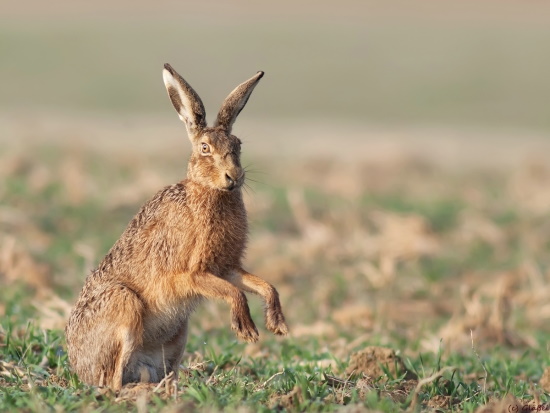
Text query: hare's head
163 64 263 191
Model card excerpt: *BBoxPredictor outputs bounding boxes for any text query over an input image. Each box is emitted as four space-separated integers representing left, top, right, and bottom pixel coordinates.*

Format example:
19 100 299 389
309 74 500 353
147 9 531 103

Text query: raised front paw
231 314 259 343
266 308 289 336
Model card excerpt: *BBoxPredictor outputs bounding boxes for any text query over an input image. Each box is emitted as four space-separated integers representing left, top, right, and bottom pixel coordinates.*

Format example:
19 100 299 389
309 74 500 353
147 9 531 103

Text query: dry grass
1 116 550 410
3 118 550 346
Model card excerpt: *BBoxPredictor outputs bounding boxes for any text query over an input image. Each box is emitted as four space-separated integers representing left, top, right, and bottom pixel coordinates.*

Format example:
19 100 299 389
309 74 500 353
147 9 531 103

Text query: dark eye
201 143 210 154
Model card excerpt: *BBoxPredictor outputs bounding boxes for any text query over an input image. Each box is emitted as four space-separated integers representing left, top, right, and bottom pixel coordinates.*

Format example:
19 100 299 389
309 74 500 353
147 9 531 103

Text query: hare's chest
193 207 247 271
210 216 246 254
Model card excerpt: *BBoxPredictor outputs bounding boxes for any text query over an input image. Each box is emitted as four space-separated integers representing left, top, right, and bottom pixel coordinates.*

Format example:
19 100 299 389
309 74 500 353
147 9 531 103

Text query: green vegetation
2 142 550 411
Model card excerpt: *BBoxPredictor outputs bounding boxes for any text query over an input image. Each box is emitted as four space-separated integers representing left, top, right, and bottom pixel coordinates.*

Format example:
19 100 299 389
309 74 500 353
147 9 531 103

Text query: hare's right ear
163 64 207 140
214 71 264 134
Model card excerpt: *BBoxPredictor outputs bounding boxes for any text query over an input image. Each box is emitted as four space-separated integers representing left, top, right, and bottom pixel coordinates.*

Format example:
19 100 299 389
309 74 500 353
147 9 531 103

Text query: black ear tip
257 71 265 78
164 63 174 73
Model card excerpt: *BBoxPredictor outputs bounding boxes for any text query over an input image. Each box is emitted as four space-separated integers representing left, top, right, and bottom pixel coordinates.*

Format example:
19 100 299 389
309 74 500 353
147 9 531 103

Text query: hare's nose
225 173 236 190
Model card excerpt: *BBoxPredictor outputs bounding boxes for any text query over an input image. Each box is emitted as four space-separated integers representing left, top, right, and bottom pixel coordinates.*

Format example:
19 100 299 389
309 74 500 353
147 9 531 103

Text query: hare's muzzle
224 170 244 191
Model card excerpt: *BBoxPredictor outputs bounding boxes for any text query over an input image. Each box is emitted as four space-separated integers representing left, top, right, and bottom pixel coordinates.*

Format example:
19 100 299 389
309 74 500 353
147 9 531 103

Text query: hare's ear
163 64 207 140
214 71 264 133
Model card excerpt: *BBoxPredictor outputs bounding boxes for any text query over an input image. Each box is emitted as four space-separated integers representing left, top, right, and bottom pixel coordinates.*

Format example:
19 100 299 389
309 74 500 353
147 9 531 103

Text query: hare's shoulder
91 183 188 274
124 182 188 233
140 182 188 218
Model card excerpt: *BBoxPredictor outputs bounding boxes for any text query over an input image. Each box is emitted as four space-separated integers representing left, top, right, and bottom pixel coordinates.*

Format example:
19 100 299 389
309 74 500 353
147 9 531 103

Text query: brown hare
65 64 288 390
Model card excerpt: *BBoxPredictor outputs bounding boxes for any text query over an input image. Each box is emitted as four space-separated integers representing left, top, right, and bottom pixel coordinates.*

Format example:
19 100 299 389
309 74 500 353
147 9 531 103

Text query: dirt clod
345 346 416 380
269 386 303 410
48 374 69 388
427 395 454 410
474 394 520 413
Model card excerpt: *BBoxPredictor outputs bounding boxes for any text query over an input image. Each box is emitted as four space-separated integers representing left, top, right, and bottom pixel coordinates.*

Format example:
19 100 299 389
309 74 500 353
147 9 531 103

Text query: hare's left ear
214 71 264 133
163 63 207 140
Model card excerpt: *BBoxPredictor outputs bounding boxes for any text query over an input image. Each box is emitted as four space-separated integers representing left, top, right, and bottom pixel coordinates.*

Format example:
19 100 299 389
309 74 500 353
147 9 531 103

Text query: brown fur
65 64 288 391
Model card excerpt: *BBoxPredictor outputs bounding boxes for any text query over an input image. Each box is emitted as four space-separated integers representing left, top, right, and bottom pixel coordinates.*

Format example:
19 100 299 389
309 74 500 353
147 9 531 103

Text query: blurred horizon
2 0 550 136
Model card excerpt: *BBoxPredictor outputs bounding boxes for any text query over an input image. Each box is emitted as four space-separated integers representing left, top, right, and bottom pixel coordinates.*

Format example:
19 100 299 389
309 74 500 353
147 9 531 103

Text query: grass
2 137 550 412
1 320 548 411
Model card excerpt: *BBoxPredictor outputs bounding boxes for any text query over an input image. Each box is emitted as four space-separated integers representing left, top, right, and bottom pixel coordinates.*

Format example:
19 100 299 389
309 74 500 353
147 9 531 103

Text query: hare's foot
231 300 259 343
123 355 160 384
231 269 288 336
231 316 259 343
124 321 190 384
189 272 259 342
266 307 288 336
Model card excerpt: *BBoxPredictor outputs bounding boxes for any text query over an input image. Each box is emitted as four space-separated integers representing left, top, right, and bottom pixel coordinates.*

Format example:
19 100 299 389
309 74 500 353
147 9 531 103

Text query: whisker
245 177 276 190
244 169 268 175
243 163 268 175
243 182 256 195
245 177 264 185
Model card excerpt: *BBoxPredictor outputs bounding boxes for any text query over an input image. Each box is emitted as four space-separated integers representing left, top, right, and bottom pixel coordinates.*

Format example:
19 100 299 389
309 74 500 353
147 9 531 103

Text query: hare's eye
201 143 210 154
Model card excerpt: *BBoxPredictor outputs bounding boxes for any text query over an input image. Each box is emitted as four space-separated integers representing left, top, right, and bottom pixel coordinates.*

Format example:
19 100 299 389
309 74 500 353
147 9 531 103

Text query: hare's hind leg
231 269 288 336
124 319 189 384
162 319 189 381
66 285 144 391
103 325 141 391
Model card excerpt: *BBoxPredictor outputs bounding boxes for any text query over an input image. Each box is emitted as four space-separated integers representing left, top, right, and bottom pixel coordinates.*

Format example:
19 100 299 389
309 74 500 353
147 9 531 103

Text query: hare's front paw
266 309 288 336
232 314 259 343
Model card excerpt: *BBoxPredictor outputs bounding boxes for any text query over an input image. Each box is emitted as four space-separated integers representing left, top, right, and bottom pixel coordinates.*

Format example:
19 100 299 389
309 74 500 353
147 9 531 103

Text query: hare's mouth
223 181 243 191
223 172 244 191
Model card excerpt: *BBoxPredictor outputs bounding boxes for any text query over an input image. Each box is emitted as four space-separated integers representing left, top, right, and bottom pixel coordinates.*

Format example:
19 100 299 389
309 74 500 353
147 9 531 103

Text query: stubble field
2 118 550 412
2 1 550 411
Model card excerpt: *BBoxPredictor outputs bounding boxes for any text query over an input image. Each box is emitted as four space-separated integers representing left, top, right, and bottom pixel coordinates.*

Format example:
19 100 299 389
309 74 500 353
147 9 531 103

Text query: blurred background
2 0 550 357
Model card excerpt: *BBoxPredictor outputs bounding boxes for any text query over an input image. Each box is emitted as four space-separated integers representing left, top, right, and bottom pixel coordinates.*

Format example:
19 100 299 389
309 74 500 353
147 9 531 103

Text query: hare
65 64 288 390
